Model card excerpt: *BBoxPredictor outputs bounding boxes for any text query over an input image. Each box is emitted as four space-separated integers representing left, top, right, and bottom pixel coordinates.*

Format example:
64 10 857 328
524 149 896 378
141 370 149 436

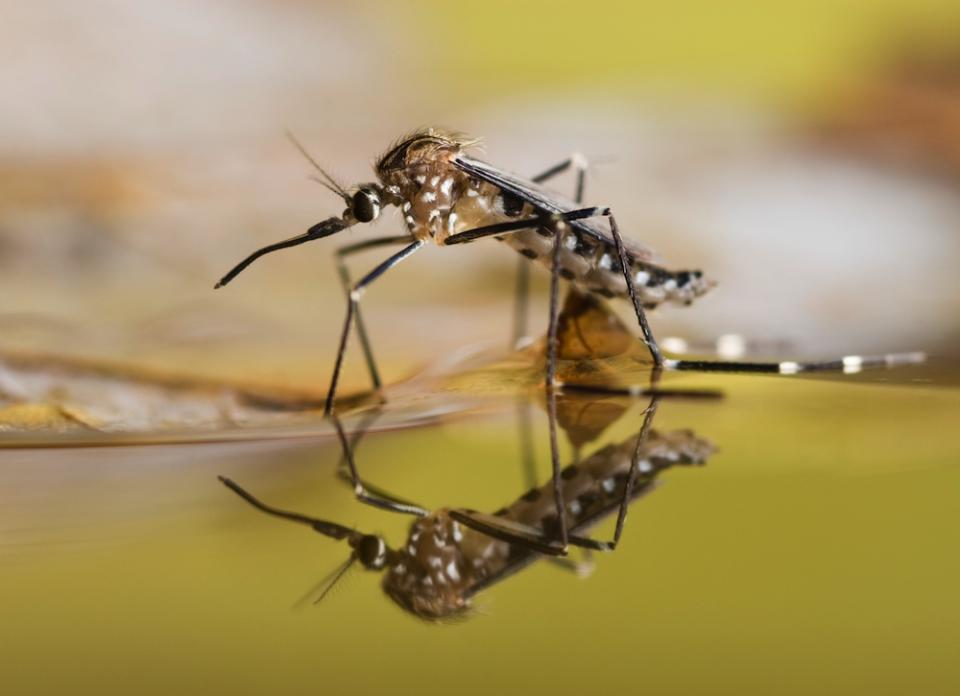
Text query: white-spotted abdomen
493 219 713 308
445 179 713 308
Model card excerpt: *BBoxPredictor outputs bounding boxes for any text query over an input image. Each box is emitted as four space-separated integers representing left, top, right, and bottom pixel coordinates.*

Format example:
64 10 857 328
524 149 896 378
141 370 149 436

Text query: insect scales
217 128 894 418
218 402 715 621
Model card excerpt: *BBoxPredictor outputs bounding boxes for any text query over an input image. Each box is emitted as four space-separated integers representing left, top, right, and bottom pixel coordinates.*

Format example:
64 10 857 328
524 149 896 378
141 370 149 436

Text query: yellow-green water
3 367 958 695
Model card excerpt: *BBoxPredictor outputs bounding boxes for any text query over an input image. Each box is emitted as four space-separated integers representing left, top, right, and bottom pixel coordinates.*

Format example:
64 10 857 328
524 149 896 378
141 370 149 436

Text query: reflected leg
218 476 359 541
545 219 571 551
331 413 429 517
447 508 610 556
608 393 661 549
447 393 664 556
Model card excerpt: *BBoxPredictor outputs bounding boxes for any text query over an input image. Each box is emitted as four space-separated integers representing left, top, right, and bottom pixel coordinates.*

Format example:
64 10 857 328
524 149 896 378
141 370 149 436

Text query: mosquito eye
352 189 380 223
356 535 387 569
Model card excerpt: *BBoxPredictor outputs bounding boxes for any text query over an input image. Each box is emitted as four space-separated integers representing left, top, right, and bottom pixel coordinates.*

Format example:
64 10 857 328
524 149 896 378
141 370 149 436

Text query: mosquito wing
453 154 661 264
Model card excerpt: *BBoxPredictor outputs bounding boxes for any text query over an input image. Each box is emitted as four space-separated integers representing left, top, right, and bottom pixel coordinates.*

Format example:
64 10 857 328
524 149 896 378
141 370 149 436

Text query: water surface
3 360 958 695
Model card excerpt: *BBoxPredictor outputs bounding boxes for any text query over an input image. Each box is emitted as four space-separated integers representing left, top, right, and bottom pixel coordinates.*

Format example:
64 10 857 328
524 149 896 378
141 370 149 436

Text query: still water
2 351 958 694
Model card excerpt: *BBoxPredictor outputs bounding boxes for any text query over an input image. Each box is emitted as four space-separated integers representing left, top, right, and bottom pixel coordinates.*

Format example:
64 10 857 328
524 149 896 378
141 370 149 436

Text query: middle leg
335 235 414 397
512 154 590 348
325 239 424 416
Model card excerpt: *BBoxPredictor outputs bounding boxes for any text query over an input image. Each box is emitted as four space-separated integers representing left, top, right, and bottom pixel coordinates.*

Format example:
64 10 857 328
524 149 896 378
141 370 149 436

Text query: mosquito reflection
219 390 715 621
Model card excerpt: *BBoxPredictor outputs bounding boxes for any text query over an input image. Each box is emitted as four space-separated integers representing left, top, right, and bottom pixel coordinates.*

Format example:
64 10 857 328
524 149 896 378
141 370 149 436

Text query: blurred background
2 0 959 397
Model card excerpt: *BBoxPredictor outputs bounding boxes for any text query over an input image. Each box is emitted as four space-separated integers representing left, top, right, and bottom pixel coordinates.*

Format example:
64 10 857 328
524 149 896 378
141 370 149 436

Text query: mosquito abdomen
504 429 714 534
497 226 714 308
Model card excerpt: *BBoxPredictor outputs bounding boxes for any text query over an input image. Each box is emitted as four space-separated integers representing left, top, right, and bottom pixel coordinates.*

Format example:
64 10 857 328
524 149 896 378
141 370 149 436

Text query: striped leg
602 213 925 375
450 206 922 392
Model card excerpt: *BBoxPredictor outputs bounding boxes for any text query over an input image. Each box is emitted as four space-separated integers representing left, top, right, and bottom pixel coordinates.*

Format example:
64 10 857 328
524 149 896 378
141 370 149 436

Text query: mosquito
218 394 715 621
215 127 923 418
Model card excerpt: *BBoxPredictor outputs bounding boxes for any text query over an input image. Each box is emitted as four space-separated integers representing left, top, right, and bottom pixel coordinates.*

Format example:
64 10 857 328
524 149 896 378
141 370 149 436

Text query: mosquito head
349 184 383 224
214 134 403 289
350 533 390 570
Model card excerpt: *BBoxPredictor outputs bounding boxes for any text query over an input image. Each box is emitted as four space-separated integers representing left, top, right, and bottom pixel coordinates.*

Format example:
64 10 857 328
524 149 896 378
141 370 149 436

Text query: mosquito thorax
351 185 383 223
379 512 478 620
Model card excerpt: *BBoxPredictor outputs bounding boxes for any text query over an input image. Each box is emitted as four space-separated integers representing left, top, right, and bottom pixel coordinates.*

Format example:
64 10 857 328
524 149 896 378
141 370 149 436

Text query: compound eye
352 189 380 223
355 535 387 569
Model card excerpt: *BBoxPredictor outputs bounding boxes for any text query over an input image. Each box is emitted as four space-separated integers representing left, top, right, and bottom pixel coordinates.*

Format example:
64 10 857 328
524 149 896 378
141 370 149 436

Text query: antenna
285 130 351 203
292 554 359 609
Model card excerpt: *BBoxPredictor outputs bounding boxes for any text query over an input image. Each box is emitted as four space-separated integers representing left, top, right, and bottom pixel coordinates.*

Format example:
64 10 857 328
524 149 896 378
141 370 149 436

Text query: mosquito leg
511 155 590 348
608 393 661 549
325 239 424 417
444 207 610 246
545 386 571 553
531 152 589 197
594 213 919 377
607 213 664 370
456 394 664 555
516 397 538 489
463 201 916 379
218 476 358 541
334 409 387 487
447 207 662 372
332 409 427 508
338 406 383 455
335 235 413 397
331 413 429 517
447 508 609 556
545 220 570 552
546 221 565 389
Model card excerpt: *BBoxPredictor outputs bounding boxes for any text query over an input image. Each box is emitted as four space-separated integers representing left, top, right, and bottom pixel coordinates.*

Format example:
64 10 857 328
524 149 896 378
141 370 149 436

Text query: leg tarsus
331 413 429 517
545 221 570 552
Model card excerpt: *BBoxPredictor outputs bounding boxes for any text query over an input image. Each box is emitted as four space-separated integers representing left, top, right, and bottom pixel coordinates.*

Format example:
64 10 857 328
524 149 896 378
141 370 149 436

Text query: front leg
325 240 424 416
335 235 414 398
